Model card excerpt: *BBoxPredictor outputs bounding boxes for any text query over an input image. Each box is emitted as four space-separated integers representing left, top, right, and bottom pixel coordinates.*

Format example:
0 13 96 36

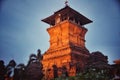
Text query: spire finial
65 0 68 6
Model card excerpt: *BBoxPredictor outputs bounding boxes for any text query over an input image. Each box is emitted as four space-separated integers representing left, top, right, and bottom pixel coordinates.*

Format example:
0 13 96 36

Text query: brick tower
42 5 92 79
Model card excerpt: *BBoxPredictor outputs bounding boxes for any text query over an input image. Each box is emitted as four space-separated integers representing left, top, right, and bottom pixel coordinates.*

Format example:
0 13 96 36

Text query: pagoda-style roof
42 6 92 26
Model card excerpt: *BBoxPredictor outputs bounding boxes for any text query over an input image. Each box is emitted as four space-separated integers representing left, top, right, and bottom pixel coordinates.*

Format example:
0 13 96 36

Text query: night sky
0 0 120 65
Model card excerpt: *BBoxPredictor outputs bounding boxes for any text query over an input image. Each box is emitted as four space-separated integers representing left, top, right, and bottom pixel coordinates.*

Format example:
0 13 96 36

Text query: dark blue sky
0 0 120 65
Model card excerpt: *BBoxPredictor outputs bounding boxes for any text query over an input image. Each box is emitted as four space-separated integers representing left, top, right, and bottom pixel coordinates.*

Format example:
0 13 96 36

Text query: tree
25 50 43 80
61 66 68 78
0 60 6 80
83 51 111 80
6 60 16 80
37 49 43 61
52 65 58 78
13 63 26 80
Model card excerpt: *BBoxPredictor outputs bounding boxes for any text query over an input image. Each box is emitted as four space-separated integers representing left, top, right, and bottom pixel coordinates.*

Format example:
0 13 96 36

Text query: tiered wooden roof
42 6 92 25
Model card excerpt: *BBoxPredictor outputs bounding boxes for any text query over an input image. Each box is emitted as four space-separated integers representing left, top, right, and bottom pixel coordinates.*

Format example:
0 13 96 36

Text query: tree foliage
0 49 44 80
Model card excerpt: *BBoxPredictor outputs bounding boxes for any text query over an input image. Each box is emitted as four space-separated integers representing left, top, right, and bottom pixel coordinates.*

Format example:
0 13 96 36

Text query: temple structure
41 5 92 79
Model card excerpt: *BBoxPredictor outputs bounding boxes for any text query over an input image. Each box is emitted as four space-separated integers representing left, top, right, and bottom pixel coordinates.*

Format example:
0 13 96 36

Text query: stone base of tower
42 45 90 79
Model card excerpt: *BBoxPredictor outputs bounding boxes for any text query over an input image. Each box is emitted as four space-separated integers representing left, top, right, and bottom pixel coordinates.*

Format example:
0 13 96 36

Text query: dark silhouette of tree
0 49 44 80
52 65 58 78
37 49 43 61
27 53 37 65
6 60 16 80
13 63 26 80
0 60 6 80
76 62 81 75
86 51 109 69
61 66 68 78
83 51 111 79
25 50 43 80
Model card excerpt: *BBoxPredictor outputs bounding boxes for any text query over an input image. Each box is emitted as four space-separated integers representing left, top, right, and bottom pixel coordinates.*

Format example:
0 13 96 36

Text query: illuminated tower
42 5 92 79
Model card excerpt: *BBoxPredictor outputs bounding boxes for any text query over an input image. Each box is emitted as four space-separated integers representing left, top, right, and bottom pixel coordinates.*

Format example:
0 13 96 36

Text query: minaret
42 5 92 79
